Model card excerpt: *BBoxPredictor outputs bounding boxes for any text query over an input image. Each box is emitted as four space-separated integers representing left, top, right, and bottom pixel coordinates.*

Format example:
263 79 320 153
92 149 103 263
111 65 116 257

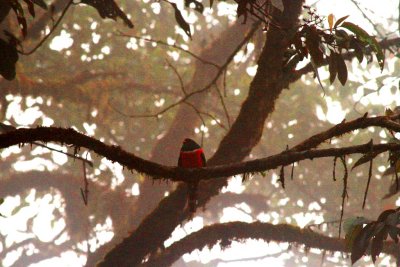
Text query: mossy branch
143 221 400 267
1 114 400 183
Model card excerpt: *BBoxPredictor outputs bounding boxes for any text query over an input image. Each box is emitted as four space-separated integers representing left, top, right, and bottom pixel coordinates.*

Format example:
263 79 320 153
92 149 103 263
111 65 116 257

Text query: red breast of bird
179 148 205 168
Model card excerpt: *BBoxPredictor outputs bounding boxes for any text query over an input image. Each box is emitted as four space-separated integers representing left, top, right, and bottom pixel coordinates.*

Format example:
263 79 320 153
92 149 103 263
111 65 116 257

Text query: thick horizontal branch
143 221 400 267
1 115 400 183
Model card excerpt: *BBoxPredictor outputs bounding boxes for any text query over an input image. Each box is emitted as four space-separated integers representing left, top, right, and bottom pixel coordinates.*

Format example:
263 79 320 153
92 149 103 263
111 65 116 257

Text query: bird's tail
187 181 198 213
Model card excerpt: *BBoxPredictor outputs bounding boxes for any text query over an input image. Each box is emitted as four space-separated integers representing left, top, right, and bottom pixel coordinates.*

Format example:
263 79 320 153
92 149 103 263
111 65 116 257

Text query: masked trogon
178 138 206 213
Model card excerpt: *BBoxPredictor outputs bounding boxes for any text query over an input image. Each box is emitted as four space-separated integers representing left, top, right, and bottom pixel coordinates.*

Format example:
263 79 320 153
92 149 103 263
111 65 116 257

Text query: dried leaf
328 14 334 32
171 3 192 39
336 53 347 85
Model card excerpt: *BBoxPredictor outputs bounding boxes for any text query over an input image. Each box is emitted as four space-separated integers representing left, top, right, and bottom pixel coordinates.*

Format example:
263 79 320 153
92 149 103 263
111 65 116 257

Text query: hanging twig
362 140 374 209
223 68 227 97
338 156 348 238
290 162 295 180
279 165 285 189
333 156 337 181
80 154 89 205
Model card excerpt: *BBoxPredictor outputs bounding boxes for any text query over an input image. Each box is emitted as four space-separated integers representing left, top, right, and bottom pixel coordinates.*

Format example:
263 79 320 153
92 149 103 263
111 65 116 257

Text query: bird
178 138 206 213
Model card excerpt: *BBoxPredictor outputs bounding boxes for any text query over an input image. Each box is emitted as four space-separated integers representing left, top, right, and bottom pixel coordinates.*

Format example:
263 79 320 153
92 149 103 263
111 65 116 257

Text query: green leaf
0 39 19 80
336 53 347 86
344 216 371 234
371 226 388 263
341 22 384 71
81 0 134 28
328 50 337 84
32 0 47 10
305 26 323 66
351 223 375 264
334 15 349 28
370 36 385 71
350 38 364 63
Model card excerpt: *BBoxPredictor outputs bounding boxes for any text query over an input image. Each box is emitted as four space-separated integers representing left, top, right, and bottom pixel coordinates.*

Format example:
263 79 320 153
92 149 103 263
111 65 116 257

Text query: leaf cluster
286 14 384 87
350 208 400 264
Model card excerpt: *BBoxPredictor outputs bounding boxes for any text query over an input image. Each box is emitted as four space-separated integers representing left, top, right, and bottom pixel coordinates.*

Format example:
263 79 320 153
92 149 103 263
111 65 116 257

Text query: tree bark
98 1 304 266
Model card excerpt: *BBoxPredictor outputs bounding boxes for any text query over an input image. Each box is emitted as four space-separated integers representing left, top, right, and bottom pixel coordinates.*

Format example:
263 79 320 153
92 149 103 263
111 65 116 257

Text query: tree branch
1 115 400 182
143 221 400 267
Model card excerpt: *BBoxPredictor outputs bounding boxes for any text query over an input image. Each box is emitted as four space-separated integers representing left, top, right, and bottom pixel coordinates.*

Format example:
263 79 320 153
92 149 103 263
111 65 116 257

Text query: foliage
350 209 400 264
287 13 384 88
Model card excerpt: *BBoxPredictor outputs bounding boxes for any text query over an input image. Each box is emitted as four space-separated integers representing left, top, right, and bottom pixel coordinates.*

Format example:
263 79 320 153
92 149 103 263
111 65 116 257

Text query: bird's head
181 138 201 151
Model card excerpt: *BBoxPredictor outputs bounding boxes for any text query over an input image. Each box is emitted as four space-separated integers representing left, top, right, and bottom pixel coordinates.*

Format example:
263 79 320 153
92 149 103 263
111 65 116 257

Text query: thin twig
111 22 261 119
183 101 227 130
116 32 220 68
279 165 285 189
214 84 231 127
32 141 93 167
291 162 295 180
339 156 348 238
80 158 89 206
333 156 337 181
362 140 374 209
165 59 186 95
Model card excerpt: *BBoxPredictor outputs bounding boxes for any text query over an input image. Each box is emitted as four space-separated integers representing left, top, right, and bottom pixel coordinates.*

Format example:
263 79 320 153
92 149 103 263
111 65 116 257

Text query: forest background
0 0 400 266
